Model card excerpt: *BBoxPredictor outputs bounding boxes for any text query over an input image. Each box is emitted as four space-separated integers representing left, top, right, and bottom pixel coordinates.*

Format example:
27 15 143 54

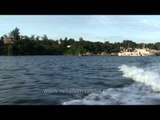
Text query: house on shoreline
118 47 160 56
3 37 14 45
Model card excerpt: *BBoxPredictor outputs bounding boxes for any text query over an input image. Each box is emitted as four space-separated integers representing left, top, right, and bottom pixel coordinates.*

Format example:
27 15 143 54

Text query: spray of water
118 64 160 92
62 64 160 105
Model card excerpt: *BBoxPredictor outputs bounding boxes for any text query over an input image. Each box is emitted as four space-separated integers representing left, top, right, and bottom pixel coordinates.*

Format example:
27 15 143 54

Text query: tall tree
9 27 20 41
35 36 40 41
42 34 48 41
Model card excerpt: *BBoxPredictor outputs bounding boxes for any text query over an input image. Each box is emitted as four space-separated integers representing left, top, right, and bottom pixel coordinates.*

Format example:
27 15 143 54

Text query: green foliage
121 40 137 49
9 27 20 41
42 34 48 41
0 27 160 56
8 44 14 55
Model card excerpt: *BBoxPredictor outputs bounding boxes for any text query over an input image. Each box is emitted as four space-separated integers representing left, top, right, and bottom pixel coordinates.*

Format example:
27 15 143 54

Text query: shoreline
1 54 160 56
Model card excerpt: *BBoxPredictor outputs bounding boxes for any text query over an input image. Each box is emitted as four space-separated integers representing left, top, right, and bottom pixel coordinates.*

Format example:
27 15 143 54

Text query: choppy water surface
1 56 160 105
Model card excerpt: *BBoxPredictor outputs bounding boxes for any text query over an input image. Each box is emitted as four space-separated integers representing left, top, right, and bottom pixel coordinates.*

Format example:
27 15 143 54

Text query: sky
1 15 160 43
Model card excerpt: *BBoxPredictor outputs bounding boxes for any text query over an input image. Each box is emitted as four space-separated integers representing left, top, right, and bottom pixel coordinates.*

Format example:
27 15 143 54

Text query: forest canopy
0 27 159 56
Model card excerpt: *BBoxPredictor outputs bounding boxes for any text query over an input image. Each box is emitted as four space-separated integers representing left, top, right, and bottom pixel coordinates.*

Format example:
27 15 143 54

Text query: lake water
1 56 160 105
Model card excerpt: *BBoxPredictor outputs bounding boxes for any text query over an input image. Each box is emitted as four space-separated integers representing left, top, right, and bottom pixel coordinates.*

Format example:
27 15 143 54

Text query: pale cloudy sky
0 15 160 43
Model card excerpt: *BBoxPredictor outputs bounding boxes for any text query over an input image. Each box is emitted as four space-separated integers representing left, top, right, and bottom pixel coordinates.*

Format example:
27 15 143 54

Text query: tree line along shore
1 27 160 56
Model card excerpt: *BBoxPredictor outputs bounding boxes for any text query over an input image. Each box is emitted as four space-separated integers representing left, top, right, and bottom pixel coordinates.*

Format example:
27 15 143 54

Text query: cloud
89 16 160 32
126 18 160 32
90 16 136 26
141 19 152 25
89 16 113 26
139 19 160 31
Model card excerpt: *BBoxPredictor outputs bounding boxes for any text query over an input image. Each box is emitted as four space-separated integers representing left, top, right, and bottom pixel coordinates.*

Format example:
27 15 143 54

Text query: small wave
118 64 160 92
62 64 160 105
62 83 160 105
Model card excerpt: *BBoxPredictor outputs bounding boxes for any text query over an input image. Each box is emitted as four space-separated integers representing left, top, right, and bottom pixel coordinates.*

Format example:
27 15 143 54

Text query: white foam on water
119 64 160 92
62 84 160 105
62 64 160 105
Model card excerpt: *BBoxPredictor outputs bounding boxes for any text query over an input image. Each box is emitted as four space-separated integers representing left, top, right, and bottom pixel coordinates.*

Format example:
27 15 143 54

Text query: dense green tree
42 34 48 41
9 27 20 41
121 40 137 49
8 44 14 55
35 36 40 41
1 27 160 56
154 42 160 50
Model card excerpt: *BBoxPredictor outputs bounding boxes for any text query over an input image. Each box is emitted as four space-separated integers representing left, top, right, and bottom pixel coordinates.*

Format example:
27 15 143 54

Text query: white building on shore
118 48 159 56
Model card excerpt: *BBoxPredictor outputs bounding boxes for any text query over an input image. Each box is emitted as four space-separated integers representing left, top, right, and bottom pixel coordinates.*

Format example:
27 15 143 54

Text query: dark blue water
1 56 160 105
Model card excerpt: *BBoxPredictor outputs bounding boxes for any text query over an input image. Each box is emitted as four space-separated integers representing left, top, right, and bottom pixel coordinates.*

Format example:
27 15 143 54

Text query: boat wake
119 64 160 92
62 64 160 105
